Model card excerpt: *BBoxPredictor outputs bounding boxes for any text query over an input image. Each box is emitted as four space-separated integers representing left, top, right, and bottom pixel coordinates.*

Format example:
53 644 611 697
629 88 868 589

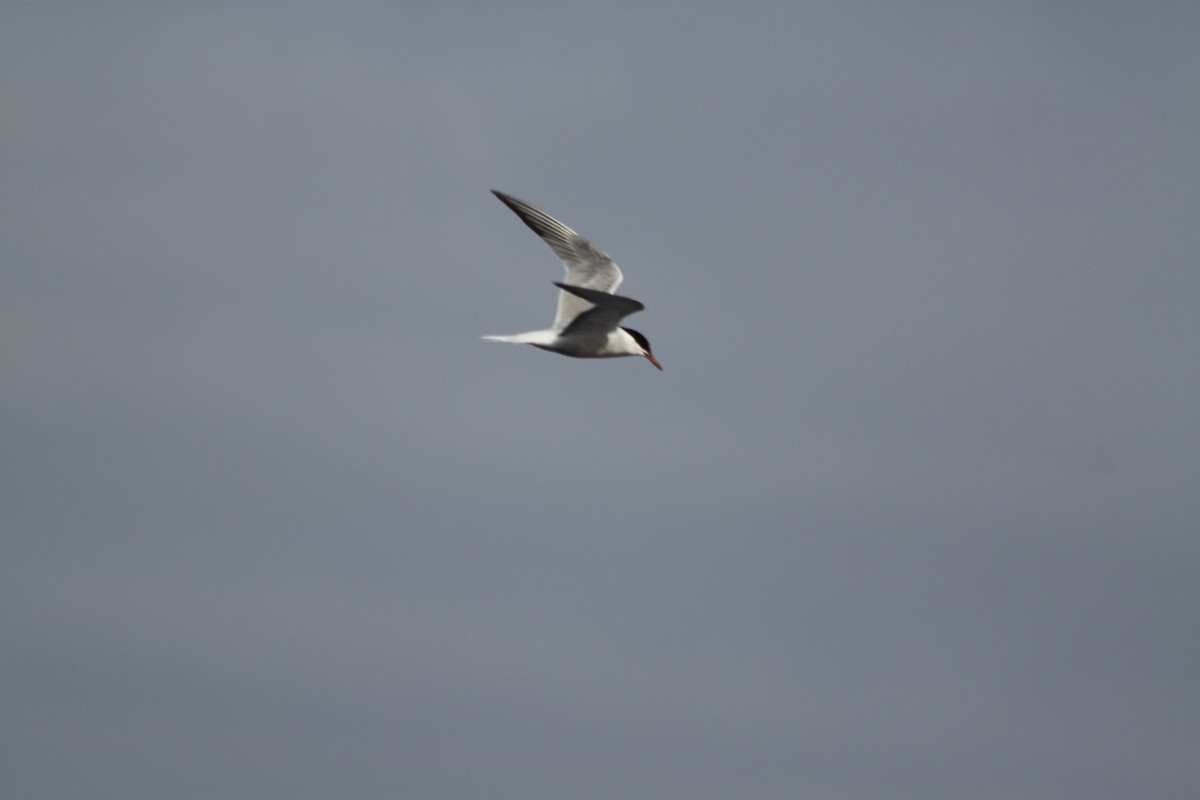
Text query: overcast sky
3 3 1198 798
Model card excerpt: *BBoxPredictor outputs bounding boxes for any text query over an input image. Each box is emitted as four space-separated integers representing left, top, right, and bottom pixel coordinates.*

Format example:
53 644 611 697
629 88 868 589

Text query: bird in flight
482 190 662 371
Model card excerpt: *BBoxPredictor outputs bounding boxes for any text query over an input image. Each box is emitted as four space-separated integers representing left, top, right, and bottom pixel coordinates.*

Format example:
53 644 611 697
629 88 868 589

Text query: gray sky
3 3 1198 798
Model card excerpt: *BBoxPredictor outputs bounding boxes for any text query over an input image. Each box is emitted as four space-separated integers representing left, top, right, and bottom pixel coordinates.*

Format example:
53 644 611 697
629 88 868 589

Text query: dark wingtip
492 190 550 236
491 189 519 207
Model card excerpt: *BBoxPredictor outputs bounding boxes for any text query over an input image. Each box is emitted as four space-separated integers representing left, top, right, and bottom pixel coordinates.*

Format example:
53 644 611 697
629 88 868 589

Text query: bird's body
483 190 661 370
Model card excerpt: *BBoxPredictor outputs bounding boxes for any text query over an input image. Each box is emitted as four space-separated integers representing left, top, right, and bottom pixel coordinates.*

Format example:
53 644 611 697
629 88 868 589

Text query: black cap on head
622 327 652 354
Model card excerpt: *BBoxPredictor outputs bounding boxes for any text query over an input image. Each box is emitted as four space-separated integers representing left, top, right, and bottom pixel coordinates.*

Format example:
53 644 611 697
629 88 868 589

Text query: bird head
623 327 662 371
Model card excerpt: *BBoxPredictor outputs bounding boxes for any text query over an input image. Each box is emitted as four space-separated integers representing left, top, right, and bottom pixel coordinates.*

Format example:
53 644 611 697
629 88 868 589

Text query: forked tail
480 330 556 345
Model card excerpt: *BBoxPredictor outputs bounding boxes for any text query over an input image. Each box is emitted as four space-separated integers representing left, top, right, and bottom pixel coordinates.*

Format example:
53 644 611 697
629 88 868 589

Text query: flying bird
482 190 662 371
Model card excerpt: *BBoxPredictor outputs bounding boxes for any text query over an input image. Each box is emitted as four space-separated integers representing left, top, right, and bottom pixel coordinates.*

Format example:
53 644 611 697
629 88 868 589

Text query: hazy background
3 3 1198 798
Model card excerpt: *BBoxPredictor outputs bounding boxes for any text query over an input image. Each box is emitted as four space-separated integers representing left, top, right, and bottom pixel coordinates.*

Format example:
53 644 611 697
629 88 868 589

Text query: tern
483 190 662 371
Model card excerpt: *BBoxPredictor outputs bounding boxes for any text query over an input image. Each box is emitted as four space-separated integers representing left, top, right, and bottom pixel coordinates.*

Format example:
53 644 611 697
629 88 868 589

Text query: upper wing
554 282 645 338
492 190 624 331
